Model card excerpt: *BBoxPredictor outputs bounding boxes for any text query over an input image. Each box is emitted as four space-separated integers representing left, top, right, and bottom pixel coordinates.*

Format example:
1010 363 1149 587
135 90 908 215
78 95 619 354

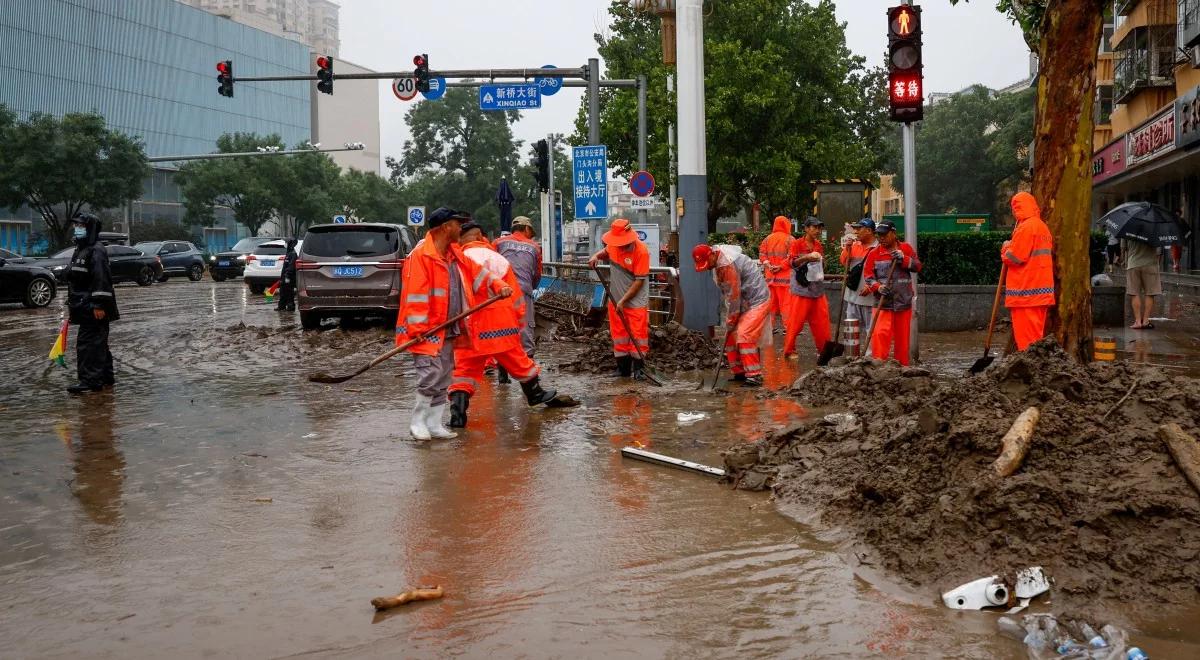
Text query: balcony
1182 0 1200 47
1114 25 1177 103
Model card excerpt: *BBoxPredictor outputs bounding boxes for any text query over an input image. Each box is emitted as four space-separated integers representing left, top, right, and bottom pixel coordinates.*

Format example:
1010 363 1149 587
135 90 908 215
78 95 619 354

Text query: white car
243 239 302 294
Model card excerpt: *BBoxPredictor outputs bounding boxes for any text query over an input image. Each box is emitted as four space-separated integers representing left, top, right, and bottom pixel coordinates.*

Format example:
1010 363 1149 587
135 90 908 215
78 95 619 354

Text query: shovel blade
816 341 844 367
968 355 995 375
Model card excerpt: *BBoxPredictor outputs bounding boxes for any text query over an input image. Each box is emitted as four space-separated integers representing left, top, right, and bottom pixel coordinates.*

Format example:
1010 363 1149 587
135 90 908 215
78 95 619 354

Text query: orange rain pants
783 295 831 356
608 304 650 358
870 308 913 366
1011 306 1049 351
767 286 792 327
724 301 769 377
449 348 539 396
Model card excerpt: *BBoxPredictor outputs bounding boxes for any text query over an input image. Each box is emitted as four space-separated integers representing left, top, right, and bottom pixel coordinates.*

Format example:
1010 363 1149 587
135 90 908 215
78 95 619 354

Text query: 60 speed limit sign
392 76 418 101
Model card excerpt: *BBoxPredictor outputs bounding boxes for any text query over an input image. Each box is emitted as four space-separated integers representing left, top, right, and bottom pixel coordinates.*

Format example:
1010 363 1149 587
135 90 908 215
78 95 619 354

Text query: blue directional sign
536 64 562 97
407 206 425 226
479 83 541 111
421 77 447 101
332 214 348 224
573 145 608 220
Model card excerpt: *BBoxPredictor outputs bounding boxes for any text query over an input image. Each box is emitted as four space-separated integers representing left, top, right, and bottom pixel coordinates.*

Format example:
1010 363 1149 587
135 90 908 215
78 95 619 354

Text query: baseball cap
602 218 638 247
692 244 715 271
876 221 897 234
853 218 876 231
803 217 824 227
511 216 534 230
459 221 482 235
428 207 470 229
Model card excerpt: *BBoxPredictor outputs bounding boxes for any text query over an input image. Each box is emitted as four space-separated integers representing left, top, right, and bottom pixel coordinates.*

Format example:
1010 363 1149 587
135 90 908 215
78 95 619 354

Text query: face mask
73 226 87 239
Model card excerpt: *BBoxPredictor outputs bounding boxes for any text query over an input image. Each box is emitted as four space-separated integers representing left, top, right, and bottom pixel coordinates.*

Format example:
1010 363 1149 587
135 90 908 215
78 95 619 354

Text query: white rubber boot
425 402 458 439
409 394 432 440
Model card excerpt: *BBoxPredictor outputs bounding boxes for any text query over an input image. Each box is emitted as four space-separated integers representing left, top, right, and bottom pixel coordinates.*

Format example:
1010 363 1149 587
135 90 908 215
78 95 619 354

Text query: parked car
208 237 277 282
134 241 206 281
296 223 414 330
243 239 303 294
0 247 35 265
35 245 163 286
0 255 57 307
98 232 129 246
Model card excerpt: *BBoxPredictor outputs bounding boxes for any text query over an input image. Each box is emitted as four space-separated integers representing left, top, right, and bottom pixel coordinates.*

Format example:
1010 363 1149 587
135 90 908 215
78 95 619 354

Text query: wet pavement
2 281 1199 658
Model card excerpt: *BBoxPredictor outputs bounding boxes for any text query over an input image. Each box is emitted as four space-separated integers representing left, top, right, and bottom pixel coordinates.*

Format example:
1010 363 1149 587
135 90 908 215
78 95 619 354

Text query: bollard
843 318 861 357
1093 336 1116 362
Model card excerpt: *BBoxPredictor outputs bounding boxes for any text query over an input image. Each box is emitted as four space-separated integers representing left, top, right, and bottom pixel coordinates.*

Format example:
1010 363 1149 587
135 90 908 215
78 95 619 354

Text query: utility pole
548 135 558 260
587 57 605 256
901 0 920 363
667 74 677 234
637 74 649 223
677 0 716 330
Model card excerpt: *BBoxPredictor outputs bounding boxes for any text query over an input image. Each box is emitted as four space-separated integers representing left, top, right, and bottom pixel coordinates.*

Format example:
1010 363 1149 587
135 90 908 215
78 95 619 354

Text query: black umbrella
1097 201 1191 248
496 178 515 233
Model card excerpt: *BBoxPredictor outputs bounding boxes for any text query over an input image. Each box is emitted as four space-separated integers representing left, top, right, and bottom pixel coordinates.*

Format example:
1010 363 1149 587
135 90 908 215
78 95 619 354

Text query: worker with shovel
447 222 577 428
1002 192 1056 350
693 243 771 387
863 221 922 366
588 218 651 379
395 208 513 441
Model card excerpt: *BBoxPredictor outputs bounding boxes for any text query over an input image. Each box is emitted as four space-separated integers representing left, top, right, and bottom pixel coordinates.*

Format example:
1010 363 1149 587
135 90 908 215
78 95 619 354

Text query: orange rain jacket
457 239 526 356
1002 192 1056 309
395 238 510 355
758 216 795 288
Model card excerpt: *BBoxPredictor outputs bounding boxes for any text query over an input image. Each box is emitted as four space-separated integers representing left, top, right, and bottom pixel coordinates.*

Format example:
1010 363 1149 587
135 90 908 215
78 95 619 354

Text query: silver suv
296 223 415 330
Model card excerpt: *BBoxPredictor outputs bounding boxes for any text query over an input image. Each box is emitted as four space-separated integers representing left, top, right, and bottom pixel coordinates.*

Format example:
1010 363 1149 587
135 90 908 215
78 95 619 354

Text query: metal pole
547 135 558 260
587 57 603 256
232 66 588 83
637 74 649 223
676 0 716 330
147 145 365 162
447 79 638 89
903 0 919 363
668 74 677 233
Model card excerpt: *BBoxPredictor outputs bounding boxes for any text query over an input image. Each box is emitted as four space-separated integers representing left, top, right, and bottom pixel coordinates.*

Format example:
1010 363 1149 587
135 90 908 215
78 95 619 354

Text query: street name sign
479 83 541 110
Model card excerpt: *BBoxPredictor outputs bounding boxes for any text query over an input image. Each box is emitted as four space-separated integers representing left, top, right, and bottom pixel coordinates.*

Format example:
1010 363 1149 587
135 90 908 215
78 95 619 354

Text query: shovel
593 264 664 386
862 259 900 357
307 294 506 384
817 277 851 366
969 264 1007 375
695 332 725 391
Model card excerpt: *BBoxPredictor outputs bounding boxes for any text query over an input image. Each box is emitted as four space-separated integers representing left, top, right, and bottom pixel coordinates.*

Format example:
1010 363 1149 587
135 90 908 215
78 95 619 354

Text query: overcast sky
337 0 1032 175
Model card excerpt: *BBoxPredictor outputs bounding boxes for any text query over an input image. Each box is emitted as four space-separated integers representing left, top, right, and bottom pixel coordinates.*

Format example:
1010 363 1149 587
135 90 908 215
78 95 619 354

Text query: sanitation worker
862 221 922 365
1002 192 1056 350
395 208 512 441
588 218 650 379
783 217 831 359
693 243 771 387
66 212 119 394
447 221 576 428
493 215 543 384
758 215 795 329
840 218 879 347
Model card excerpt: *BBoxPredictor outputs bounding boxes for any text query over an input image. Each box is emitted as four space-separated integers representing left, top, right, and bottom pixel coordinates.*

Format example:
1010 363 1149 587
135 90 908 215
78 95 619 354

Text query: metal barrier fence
535 261 683 327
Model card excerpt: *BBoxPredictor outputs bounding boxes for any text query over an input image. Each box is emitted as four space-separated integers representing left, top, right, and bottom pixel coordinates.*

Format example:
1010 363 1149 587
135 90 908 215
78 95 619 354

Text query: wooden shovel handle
983 264 1007 353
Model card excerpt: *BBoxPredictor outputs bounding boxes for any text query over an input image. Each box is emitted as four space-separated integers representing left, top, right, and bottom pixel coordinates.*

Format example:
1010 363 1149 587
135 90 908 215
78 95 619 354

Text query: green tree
176 133 286 237
580 0 892 231
386 87 525 233
513 136 575 226
951 0 1106 361
274 144 342 237
0 109 149 249
339 169 407 224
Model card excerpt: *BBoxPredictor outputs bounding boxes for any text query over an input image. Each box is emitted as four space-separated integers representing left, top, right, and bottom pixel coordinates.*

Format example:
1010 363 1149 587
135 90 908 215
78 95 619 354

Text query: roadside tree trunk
1030 1 1106 361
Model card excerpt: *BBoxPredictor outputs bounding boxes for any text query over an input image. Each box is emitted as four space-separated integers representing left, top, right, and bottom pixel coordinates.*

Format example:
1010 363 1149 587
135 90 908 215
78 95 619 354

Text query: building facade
311 58 381 174
0 0 314 253
1091 0 1200 271
182 0 340 57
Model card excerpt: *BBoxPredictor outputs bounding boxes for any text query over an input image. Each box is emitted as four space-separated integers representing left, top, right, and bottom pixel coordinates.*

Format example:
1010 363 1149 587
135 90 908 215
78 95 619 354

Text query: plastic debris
676 411 707 425
1004 614 1132 660
942 575 1009 610
1014 566 1050 600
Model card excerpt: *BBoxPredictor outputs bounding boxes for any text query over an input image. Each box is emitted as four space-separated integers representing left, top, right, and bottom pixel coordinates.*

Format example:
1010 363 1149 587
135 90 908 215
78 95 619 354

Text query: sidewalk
1096 273 1200 373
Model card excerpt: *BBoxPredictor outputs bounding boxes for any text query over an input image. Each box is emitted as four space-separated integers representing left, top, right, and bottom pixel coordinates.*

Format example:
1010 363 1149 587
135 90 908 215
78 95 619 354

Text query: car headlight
209 255 216 262
52 265 65 271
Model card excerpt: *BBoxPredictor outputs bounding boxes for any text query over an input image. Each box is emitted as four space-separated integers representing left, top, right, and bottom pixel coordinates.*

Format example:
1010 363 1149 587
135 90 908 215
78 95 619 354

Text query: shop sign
1092 138 1126 185
1126 107 1176 167
1177 84 1200 150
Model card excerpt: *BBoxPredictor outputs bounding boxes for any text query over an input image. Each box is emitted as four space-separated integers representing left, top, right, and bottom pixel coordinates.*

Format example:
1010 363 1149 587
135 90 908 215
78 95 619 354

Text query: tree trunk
1033 2 1105 361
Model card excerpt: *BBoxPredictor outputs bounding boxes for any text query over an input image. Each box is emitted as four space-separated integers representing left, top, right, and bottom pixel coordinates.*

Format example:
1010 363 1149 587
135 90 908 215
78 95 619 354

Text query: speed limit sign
392 76 418 101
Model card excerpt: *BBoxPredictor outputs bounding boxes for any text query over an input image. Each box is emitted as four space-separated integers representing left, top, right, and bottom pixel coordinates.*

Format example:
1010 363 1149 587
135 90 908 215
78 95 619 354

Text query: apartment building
183 0 340 56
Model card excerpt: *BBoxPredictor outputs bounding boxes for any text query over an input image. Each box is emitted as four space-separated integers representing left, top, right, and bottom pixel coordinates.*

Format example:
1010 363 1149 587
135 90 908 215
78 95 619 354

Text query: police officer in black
276 237 298 312
66 213 119 394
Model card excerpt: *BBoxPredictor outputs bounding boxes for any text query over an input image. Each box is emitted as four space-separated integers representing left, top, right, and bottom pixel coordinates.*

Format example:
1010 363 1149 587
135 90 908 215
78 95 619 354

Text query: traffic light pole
901 0 919 363
677 0 716 331
147 144 366 163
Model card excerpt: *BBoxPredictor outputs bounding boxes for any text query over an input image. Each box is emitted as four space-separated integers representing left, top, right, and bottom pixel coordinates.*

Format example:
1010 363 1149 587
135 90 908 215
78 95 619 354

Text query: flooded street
2 281 1198 658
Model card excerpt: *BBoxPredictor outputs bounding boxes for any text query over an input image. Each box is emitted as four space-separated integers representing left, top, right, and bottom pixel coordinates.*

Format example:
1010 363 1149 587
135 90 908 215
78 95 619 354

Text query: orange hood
772 215 791 233
1010 192 1041 224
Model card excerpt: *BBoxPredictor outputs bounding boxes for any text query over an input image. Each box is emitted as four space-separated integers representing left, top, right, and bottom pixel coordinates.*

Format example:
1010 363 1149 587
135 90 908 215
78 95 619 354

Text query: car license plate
332 266 364 278
261 259 276 267
218 260 230 266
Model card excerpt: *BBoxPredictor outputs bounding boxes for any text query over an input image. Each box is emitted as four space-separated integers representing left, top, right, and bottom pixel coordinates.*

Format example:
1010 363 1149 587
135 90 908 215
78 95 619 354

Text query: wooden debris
992 407 1041 478
370 585 444 611
1159 423 1200 498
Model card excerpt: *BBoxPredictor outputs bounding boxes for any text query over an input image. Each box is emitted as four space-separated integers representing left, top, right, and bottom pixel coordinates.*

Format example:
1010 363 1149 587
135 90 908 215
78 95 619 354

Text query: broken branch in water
370 585 444 611
1159 423 1200 498
992 407 1040 478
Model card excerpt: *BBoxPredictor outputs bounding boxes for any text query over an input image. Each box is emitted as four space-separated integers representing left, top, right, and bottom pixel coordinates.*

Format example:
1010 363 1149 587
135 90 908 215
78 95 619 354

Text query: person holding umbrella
1098 201 1191 330
1001 192 1056 350
1123 235 1162 329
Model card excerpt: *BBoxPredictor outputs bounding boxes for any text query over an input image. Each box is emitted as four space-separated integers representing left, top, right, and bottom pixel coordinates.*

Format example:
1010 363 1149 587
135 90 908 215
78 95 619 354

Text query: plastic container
1126 648 1147 660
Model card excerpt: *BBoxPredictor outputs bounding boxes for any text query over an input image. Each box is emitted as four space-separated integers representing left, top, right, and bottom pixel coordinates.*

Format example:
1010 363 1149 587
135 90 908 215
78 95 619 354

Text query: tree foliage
0 107 149 249
176 133 287 237
338 169 408 224
580 0 893 230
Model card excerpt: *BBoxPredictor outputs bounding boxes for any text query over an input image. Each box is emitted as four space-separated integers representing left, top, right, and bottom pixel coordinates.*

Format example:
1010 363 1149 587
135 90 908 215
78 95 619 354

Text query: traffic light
316 55 333 95
413 54 430 94
216 60 233 98
887 5 923 122
535 139 550 191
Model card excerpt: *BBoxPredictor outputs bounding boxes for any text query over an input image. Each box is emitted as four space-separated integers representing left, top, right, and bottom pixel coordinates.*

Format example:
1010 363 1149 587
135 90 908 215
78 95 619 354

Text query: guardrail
535 261 683 327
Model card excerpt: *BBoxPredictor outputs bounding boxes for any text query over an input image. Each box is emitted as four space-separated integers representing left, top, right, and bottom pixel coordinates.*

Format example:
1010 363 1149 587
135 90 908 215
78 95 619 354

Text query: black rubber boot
631 358 646 381
732 373 747 382
448 391 470 428
497 366 511 384
520 376 558 406
67 382 102 394
616 355 633 377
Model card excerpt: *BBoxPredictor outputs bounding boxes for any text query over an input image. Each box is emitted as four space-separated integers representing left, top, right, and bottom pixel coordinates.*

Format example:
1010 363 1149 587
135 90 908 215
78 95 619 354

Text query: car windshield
231 238 272 252
302 227 399 258
254 244 287 256
135 242 163 254
52 248 74 259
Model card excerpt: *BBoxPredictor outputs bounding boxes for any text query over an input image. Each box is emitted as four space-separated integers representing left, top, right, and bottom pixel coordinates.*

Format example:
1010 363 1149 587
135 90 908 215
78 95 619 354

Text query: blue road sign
332 214 348 224
573 145 608 220
479 83 541 110
421 77 447 101
630 170 655 197
407 206 425 226
536 64 562 97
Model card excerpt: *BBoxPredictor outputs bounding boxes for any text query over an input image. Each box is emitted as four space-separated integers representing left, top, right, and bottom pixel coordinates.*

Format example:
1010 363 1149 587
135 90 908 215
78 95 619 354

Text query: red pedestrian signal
413 54 430 94
886 5 923 122
216 60 233 98
316 55 333 95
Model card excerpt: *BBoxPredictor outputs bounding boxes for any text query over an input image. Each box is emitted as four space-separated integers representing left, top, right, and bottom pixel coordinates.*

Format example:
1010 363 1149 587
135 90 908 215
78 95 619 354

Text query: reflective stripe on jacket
758 216 794 288
395 239 506 355
1002 192 1056 309
458 240 526 356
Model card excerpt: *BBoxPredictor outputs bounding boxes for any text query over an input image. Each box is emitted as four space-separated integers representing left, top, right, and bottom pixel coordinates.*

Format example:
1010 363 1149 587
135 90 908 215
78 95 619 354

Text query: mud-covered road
2 281 1198 658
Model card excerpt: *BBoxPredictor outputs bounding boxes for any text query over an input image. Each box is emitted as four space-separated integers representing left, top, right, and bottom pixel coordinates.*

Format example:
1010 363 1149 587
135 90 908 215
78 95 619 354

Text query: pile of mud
557 321 720 373
724 338 1200 615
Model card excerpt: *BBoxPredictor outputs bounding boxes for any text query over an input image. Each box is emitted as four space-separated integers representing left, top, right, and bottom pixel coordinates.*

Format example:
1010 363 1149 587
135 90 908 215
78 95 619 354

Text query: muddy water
0 282 1196 658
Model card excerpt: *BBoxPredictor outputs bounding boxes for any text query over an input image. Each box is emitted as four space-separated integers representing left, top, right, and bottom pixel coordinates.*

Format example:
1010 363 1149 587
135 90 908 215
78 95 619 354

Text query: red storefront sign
1126 108 1176 167
1092 138 1127 185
